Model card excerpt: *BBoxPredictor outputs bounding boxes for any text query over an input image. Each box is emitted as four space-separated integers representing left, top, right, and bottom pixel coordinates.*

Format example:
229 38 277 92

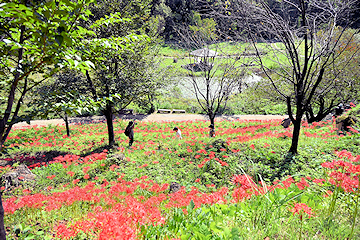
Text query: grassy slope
2 119 360 239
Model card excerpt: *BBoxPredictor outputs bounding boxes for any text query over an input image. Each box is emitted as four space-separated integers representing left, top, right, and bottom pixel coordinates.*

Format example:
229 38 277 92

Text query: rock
108 153 125 165
2 164 36 190
169 182 181 193
112 153 125 161
0 160 11 167
323 113 333 121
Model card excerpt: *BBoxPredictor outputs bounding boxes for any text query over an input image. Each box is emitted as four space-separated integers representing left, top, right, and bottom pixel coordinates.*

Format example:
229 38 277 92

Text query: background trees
30 70 91 137
223 0 360 154
177 21 252 134
78 0 170 146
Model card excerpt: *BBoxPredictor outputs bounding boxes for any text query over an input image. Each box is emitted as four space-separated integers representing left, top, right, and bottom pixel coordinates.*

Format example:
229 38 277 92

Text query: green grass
156 41 288 78
2 118 360 239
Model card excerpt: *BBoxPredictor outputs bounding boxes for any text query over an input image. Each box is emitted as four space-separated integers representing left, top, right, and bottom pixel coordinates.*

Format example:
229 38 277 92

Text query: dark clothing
128 129 134 146
209 124 215 137
125 122 135 146
334 106 344 117
129 137 134 146
281 118 291 128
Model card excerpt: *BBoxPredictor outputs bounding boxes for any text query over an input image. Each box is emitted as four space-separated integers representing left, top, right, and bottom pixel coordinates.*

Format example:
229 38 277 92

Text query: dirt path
13 113 287 129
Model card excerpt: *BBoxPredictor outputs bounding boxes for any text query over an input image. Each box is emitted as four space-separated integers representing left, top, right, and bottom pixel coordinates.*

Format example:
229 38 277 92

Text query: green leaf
36 231 45 235
180 234 191 240
230 227 240 239
25 235 36 240
187 200 195 213
55 35 64 46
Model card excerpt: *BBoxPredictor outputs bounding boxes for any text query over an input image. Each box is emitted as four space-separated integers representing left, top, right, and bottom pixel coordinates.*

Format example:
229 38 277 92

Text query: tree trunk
0 194 6 239
85 70 97 100
209 115 215 126
0 26 25 153
289 114 302 155
209 113 215 137
64 114 70 137
0 85 16 153
287 95 303 155
104 103 115 146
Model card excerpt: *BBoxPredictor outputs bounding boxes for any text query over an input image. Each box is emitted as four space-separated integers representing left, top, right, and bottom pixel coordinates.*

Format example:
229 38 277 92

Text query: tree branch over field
213 0 360 154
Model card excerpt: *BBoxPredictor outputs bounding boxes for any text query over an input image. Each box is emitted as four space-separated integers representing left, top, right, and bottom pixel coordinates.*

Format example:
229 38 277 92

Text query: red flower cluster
289 203 313 219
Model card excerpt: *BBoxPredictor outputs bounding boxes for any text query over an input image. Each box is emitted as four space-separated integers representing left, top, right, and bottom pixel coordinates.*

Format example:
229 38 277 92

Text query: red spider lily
72 179 80 185
232 174 256 188
279 176 295 189
46 175 56 180
22 189 31 194
328 171 358 192
296 177 310 190
313 178 325 185
289 203 313 219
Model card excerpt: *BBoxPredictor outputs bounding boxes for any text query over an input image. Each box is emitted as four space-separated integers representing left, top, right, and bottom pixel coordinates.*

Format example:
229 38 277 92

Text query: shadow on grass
69 114 150 126
80 144 120 158
0 150 69 167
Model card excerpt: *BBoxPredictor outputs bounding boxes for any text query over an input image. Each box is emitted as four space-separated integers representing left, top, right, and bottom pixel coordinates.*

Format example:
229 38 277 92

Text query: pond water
170 75 262 99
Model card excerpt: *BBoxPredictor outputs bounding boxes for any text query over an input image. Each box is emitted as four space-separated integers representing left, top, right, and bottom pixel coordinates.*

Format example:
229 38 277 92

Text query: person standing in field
173 127 182 139
281 118 291 128
124 121 136 147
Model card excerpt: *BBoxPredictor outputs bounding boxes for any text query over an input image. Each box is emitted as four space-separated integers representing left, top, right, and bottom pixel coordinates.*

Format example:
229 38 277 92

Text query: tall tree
222 0 359 154
177 19 252 136
80 3 164 146
0 0 93 238
304 28 360 123
0 0 93 152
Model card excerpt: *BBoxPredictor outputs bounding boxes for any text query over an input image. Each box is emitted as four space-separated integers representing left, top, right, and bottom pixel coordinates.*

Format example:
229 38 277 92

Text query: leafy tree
164 0 195 41
30 70 92 136
0 0 93 238
225 0 359 154
86 0 153 37
80 3 165 146
0 0 93 152
189 12 217 42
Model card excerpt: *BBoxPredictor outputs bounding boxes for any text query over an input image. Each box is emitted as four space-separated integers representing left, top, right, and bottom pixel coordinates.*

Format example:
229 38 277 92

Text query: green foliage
0 0 95 152
189 13 217 42
225 92 288 115
0 0 95 80
12 223 50 240
141 183 326 240
142 202 242 240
